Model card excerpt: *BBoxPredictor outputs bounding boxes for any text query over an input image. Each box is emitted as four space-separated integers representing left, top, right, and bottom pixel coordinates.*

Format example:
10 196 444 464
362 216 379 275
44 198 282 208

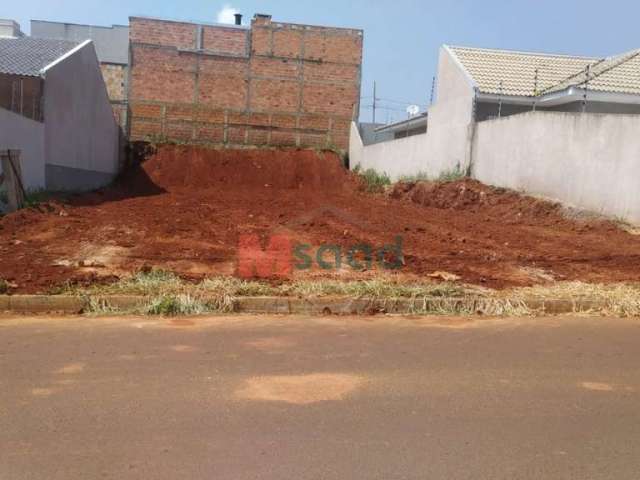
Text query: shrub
358 168 391 192
145 294 210 316
398 166 465 184
436 165 465 183
398 171 431 183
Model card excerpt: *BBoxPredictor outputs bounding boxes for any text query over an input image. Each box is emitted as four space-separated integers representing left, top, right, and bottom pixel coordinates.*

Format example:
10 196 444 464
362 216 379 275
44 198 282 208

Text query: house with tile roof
448 45 640 121
354 44 640 173
350 44 640 224
0 31 120 196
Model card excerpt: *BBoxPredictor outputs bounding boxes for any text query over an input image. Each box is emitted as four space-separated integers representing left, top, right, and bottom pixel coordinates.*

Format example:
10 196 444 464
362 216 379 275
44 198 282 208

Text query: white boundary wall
0 107 45 191
349 123 430 181
350 46 474 181
350 44 640 224
472 111 640 224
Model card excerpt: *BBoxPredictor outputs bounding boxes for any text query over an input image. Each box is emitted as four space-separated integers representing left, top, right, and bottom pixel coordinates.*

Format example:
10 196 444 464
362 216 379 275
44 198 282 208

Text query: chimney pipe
234 13 242 26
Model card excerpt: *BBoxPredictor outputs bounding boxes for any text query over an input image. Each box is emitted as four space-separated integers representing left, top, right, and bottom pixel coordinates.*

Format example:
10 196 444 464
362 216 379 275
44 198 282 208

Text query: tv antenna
406 105 420 118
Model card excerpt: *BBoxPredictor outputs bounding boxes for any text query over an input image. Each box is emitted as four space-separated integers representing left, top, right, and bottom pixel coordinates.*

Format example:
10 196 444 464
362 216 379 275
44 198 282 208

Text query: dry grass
406 297 532 316
279 278 467 298
74 271 467 299
505 282 640 317
73 271 640 317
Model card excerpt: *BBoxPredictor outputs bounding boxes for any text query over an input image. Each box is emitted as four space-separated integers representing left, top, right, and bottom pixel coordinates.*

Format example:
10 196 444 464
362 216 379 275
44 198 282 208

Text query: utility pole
532 68 539 112
429 76 436 105
372 81 377 124
582 65 591 113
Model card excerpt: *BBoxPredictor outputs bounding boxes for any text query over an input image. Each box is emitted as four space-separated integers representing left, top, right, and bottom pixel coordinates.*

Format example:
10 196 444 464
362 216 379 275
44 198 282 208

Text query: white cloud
217 5 240 24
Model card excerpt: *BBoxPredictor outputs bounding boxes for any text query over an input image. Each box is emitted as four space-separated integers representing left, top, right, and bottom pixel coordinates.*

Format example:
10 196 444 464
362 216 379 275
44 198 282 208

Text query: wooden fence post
0 149 25 212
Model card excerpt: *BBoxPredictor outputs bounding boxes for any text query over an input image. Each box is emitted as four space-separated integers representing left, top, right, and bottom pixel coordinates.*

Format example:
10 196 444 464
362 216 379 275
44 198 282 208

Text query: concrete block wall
472 111 640 224
128 15 363 151
100 64 127 101
100 63 128 128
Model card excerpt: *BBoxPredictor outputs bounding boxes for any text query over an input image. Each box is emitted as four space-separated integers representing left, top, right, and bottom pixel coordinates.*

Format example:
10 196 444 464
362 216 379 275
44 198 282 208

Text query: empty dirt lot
1 145 640 293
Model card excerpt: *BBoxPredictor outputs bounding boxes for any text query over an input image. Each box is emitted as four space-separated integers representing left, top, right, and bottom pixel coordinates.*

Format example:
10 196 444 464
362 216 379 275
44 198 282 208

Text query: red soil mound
1 145 640 293
390 179 617 228
138 147 354 192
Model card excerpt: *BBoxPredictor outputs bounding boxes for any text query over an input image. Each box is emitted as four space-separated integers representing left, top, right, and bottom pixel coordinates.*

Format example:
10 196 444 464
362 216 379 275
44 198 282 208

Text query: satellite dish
406 105 420 117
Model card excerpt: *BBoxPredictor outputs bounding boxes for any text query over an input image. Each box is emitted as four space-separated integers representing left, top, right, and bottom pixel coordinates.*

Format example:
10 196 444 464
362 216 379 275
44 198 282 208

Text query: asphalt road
1 314 640 479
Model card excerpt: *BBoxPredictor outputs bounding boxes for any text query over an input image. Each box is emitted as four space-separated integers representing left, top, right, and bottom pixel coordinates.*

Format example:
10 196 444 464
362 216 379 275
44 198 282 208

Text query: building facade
0 37 120 192
128 14 363 151
31 20 130 128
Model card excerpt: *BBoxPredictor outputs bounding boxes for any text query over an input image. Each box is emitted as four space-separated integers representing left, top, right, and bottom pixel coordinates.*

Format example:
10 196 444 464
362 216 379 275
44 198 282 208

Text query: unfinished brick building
128 14 363 151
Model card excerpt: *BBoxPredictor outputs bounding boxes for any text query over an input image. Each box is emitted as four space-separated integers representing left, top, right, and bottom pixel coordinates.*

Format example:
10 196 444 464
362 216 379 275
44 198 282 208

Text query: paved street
1 314 640 479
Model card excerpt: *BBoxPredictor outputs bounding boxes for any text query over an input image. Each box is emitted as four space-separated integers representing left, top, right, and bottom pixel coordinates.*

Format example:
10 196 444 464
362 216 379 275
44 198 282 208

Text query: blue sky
6 0 640 123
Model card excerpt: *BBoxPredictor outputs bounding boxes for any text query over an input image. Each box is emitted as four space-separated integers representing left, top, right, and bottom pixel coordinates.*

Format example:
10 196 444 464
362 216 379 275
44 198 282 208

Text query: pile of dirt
1 145 640 293
129 147 354 192
390 179 617 229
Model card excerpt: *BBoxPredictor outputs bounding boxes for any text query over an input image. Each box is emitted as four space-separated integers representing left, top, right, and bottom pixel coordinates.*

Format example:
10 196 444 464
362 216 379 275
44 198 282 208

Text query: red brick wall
128 15 362 151
202 26 248 55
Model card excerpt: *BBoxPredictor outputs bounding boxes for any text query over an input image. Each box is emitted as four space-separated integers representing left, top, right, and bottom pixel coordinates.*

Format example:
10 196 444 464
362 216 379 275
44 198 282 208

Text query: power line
360 94 427 104
360 96 427 106
376 97 426 106
372 81 377 124
361 105 421 113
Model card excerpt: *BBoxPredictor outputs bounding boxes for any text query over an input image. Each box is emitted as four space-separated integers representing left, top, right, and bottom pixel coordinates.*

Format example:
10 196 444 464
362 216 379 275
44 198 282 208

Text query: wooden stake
0 150 25 212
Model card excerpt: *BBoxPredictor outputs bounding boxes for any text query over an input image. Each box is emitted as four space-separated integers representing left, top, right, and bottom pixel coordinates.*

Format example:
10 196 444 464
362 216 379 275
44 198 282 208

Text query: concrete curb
0 295 85 314
0 295 609 315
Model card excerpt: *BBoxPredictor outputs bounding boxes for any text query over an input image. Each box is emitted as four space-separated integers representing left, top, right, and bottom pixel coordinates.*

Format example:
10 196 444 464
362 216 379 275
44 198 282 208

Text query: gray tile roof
0 37 79 77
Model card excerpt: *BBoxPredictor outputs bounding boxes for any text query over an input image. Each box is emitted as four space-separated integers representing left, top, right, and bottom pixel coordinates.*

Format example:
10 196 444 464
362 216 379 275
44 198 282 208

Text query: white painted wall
349 122 430 180
0 107 45 191
350 46 475 180
349 121 364 170
43 41 119 189
473 111 640 224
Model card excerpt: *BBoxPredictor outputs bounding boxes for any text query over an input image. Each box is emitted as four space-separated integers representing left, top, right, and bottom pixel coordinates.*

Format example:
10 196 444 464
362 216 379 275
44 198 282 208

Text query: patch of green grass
355 167 391 192
144 294 211 316
23 190 70 208
399 166 465 184
84 293 215 316
76 269 185 296
76 273 276 315
398 171 432 183
436 166 465 183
